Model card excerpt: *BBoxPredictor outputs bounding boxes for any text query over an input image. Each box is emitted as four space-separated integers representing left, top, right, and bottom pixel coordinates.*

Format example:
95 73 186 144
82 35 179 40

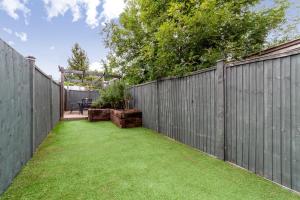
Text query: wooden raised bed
110 109 142 128
88 109 111 122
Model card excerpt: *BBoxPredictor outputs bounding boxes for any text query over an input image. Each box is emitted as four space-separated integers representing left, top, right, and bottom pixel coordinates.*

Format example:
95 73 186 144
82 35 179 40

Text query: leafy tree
103 0 290 84
67 43 89 82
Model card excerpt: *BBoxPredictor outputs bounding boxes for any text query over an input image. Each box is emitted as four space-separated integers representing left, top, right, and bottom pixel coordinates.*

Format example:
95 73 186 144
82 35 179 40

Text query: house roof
246 38 300 59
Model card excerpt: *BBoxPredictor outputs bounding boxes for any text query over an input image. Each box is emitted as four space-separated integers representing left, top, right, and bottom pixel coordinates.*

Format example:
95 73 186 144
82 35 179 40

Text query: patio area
0 121 299 200
63 110 88 120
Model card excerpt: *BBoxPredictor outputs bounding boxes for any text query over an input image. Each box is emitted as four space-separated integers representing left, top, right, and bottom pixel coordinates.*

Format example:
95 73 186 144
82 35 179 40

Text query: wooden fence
64 89 99 111
0 39 61 194
129 51 300 192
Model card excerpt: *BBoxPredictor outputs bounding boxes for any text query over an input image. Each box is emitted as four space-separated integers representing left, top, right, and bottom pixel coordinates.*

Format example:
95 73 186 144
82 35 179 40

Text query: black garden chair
79 98 92 114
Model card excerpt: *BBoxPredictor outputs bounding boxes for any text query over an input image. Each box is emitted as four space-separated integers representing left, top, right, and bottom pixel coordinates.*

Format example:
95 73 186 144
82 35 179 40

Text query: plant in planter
90 80 142 128
92 80 128 109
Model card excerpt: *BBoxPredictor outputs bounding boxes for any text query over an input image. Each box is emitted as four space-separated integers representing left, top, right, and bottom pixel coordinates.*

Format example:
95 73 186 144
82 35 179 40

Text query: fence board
281 56 291 187
256 61 264 176
236 65 243 166
249 63 257 172
242 64 250 169
231 67 237 163
272 58 281 184
264 59 273 180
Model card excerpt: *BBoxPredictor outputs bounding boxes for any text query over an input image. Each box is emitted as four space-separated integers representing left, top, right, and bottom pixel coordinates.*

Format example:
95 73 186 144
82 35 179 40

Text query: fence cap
26 56 36 65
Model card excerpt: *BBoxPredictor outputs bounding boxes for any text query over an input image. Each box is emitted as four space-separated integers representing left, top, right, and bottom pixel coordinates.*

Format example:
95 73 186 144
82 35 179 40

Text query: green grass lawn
1 121 299 200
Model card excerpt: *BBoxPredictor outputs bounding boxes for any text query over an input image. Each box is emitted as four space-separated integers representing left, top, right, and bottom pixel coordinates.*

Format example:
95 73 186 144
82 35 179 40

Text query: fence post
59 66 65 119
49 76 53 129
26 56 36 156
216 60 225 160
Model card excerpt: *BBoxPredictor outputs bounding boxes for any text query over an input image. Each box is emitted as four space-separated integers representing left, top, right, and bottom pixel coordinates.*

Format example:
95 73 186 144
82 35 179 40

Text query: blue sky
0 0 299 81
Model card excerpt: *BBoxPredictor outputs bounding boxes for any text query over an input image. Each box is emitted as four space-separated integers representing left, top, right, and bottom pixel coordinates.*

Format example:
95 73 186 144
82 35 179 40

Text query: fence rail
129 52 300 192
0 39 61 194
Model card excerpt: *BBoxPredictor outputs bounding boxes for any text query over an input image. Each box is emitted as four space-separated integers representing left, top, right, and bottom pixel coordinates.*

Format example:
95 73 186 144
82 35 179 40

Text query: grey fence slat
173 79 176 140
192 75 195 148
204 73 208 152
211 71 216 155
281 56 291 188
249 63 257 172
169 81 172 138
291 54 300 191
214 70 218 156
256 61 264 176
198 76 202 150
200 74 204 151
163 82 167 135
242 64 250 169
162 82 165 134
194 75 198 149
231 67 237 163
264 59 273 180
190 75 194 147
207 73 212 154
237 65 243 166
272 58 281 184
225 68 230 160
185 78 189 144
184 77 188 144
176 78 180 141
216 61 225 159
182 78 186 143
195 75 200 150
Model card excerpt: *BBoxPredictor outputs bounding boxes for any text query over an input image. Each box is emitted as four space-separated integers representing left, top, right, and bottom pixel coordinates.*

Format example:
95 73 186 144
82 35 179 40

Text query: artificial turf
1 121 299 200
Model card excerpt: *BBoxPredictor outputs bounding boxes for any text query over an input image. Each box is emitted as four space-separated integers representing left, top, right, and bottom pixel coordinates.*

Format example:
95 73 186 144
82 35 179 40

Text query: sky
0 0 125 80
0 0 299 81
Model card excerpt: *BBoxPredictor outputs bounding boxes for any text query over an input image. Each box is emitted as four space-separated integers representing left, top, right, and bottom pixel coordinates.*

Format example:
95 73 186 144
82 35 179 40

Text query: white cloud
49 45 55 50
3 27 12 34
83 0 101 28
90 61 103 71
43 0 101 28
0 0 30 21
42 0 125 29
8 41 15 46
15 32 27 42
43 0 81 22
100 0 125 23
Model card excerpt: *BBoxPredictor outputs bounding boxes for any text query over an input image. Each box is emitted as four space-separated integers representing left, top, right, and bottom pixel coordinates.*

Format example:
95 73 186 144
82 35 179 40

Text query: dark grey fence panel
130 83 157 130
129 68 219 157
64 90 99 111
130 52 300 192
0 41 32 194
225 53 300 192
0 39 61 195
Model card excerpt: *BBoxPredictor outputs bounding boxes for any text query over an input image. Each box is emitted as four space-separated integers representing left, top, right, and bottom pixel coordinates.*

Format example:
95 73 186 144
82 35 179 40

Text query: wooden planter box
110 109 142 128
88 109 111 122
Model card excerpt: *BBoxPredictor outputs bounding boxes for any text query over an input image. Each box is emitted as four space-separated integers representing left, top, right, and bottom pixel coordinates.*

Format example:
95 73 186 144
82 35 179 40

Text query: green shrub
92 80 131 109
